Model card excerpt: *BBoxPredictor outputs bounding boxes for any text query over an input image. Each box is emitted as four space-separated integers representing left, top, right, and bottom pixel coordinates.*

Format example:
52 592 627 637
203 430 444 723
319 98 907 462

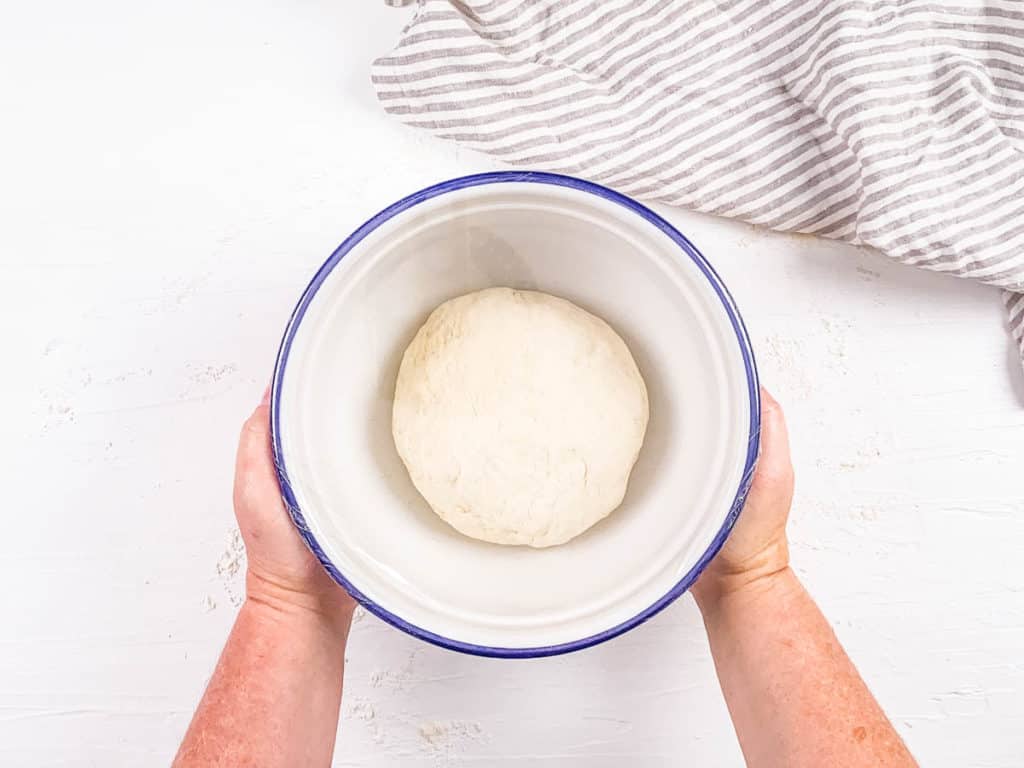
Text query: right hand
692 388 794 612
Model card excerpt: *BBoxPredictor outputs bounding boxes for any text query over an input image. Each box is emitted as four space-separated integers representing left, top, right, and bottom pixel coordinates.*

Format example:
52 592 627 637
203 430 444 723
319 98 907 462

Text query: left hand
233 389 355 626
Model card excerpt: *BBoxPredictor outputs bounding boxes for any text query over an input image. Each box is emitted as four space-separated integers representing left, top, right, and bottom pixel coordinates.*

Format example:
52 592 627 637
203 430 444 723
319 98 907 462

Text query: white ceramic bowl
271 172 759 657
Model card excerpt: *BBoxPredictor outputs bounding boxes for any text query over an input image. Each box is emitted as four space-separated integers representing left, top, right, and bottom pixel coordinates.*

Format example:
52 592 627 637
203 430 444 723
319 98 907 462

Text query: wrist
693 559 796 619
245 571 355 638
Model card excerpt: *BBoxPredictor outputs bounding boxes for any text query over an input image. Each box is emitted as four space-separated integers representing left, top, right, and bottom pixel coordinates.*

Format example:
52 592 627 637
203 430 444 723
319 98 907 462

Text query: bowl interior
275 178 756 652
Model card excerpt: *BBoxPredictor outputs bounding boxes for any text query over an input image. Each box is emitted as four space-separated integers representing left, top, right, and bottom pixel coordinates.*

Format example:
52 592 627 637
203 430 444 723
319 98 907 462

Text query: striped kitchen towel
372 0 1024 365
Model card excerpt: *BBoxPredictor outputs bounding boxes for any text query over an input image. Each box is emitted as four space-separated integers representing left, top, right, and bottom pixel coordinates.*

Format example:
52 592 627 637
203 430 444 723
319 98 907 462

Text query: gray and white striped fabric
373 0 1024 365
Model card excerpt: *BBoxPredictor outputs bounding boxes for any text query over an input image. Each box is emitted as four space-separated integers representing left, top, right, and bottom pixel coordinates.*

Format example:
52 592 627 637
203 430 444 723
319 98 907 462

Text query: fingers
233 402 284 515
746 387 795 512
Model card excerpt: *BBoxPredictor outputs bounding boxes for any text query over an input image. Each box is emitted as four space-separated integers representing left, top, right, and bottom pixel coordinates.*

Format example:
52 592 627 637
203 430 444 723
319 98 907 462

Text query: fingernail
260 385 271 406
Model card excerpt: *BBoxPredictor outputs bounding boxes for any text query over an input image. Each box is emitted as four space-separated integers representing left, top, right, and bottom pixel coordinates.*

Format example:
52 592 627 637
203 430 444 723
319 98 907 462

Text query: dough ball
392 287 648 548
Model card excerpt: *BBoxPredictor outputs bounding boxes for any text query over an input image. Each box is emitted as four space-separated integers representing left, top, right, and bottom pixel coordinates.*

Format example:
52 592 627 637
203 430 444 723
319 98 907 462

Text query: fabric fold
374 0 1024 367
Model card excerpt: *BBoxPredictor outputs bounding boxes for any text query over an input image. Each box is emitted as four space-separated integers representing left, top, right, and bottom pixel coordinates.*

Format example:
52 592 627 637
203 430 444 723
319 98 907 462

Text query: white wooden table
3 3 1023 766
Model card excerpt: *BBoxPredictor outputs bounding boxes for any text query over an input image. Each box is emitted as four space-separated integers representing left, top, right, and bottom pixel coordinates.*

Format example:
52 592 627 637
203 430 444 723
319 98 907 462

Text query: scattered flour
187 362 238 386
216 529 245 607
418 718 487 764
216 529 244 579
342 697 387 746
345 698 376 722
369 650 421 692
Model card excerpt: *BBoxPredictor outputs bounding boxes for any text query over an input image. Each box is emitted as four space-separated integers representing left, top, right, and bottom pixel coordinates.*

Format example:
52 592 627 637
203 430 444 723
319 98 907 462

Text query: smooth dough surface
392 287 649 548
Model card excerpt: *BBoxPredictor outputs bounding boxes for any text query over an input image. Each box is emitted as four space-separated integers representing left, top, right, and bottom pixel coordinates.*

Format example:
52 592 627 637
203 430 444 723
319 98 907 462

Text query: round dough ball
392 287 648 548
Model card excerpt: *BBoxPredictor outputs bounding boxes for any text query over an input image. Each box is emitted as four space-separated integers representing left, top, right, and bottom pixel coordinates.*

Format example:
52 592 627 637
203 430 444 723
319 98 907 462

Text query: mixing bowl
270 172 759 657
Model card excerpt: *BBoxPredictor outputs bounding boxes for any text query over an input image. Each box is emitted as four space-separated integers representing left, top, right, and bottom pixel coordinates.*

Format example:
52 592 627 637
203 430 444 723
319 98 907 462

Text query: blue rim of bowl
270 171 760 659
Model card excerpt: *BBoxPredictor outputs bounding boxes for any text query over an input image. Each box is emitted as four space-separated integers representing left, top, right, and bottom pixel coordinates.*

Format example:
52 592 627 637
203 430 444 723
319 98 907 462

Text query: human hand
234 389 355 629
692 388 794 613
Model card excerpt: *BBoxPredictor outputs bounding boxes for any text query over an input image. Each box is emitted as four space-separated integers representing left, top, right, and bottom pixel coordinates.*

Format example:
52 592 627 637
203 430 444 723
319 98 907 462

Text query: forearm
696 568 915 768
173 593 353 767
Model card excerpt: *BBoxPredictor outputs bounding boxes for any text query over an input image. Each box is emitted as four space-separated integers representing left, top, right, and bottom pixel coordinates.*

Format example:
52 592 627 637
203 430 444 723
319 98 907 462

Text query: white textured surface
2 2 1023 766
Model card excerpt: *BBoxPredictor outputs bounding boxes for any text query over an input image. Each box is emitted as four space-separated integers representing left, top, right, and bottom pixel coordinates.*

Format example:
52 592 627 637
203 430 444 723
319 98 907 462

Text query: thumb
233 396 285 519
745 388 794 516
